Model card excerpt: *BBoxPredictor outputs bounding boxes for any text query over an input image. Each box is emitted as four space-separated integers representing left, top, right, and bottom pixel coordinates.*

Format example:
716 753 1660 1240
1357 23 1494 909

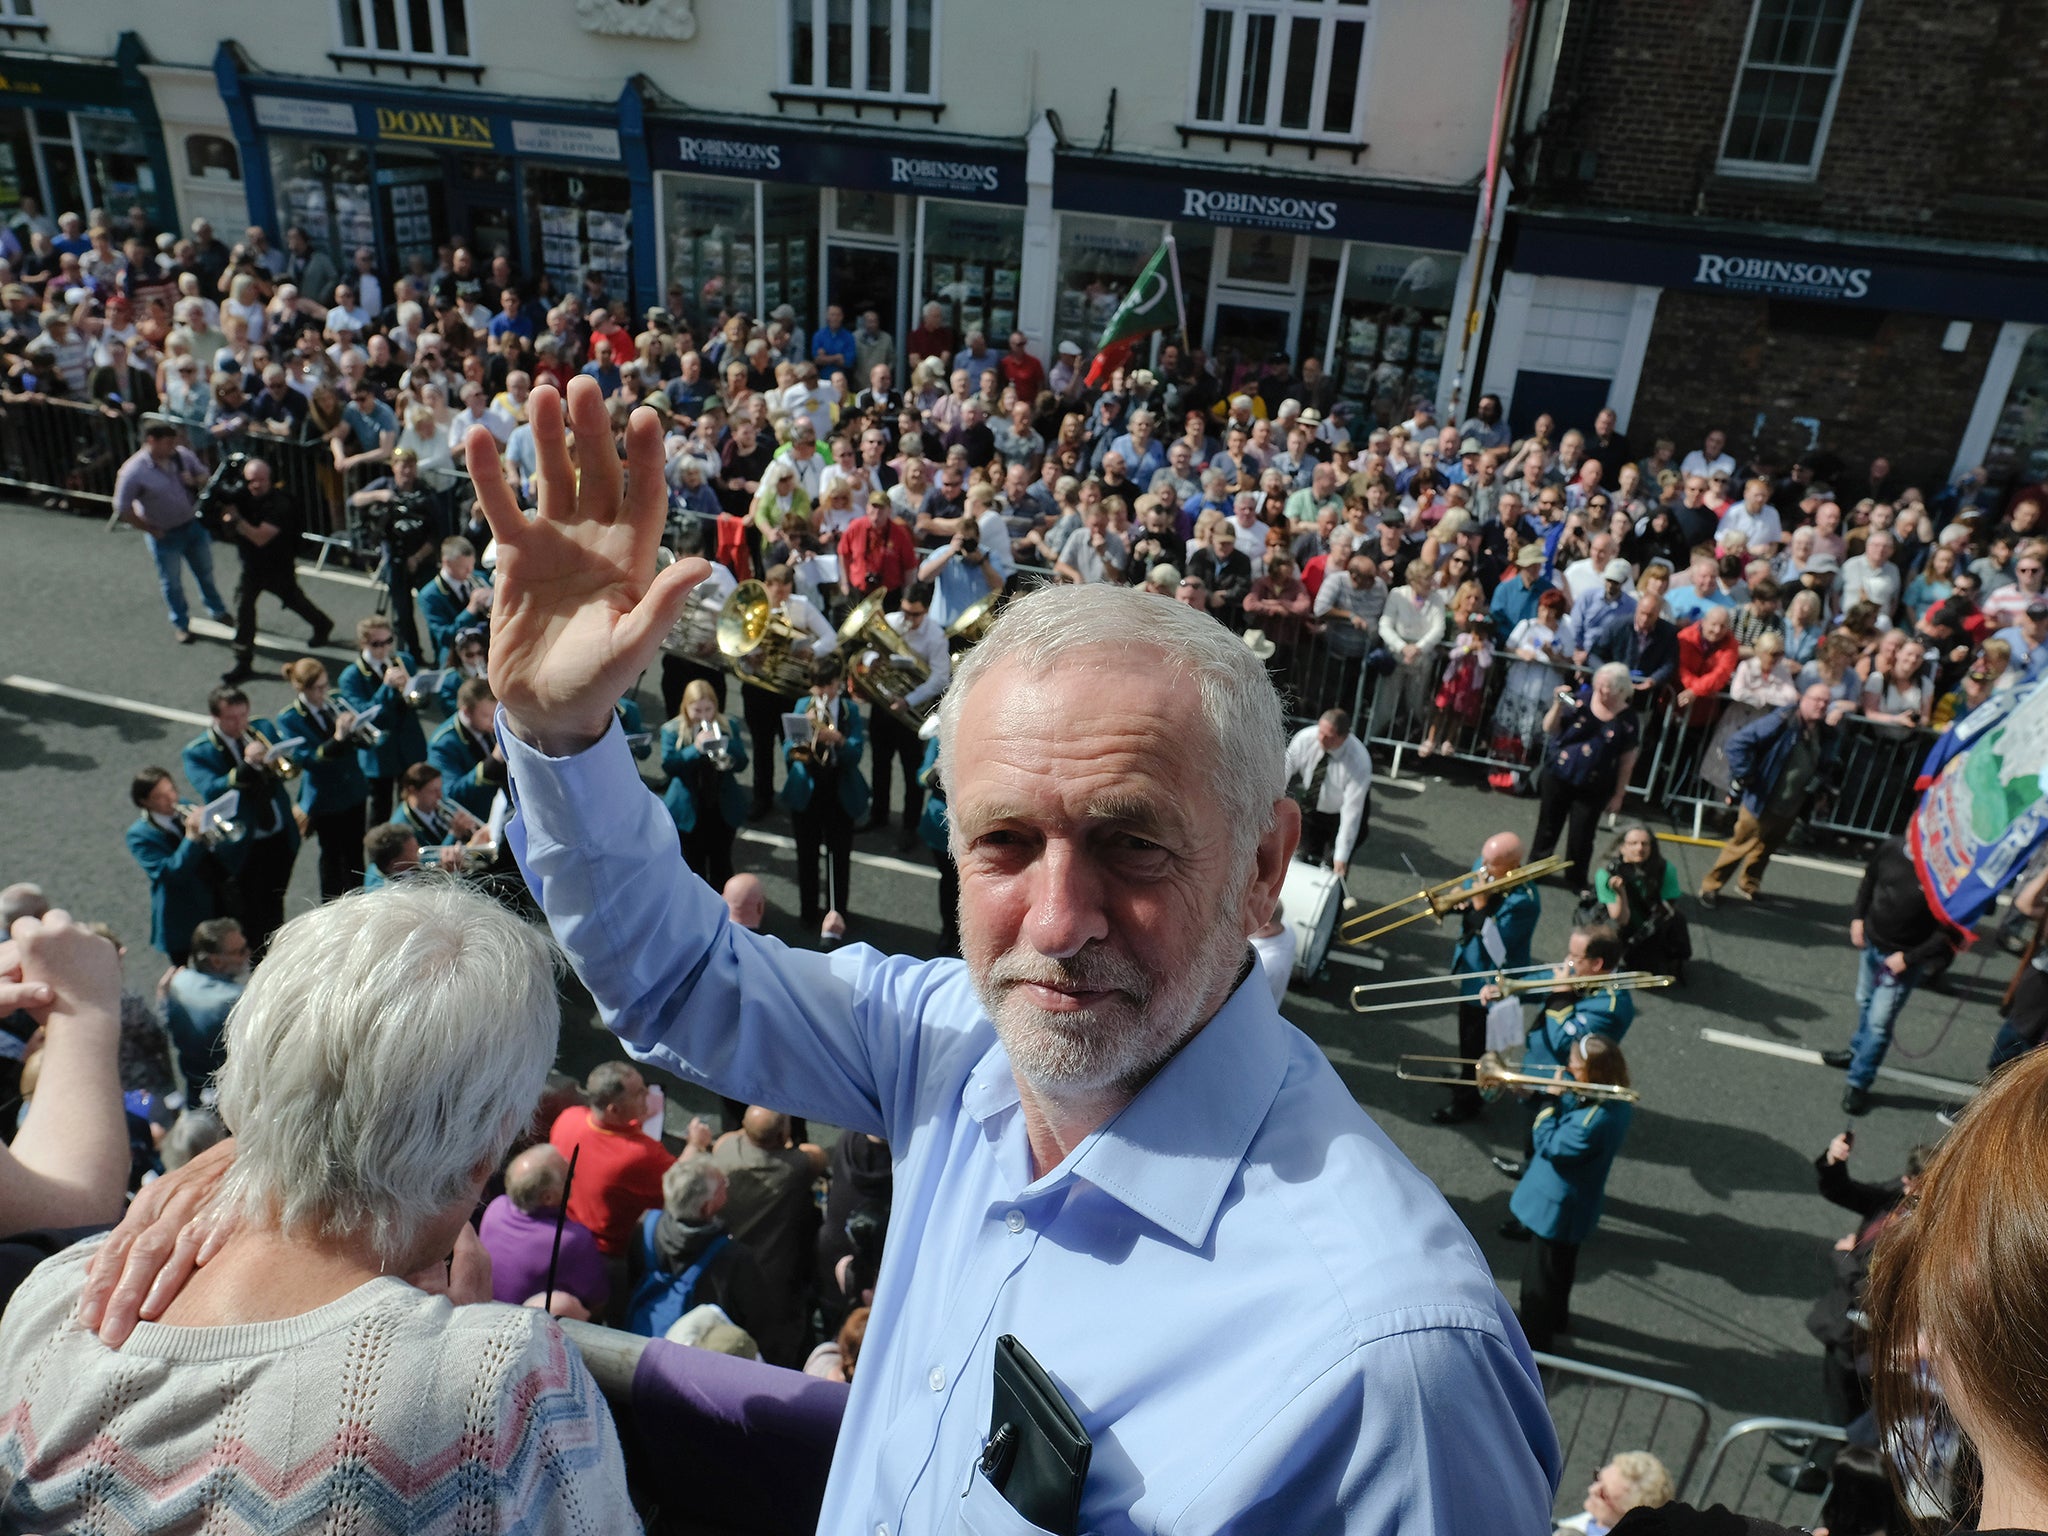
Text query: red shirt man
997 331 1046 401
840 496 918 596
549 1061 674 1255
1675 607 1740 726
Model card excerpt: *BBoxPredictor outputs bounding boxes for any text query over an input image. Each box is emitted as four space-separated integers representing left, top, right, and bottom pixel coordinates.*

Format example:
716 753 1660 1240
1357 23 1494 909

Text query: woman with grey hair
1532 661 1643 888
1 881 635 1533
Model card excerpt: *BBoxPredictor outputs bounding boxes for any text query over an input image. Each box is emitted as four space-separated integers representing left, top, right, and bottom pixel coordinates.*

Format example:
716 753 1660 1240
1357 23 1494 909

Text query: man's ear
1244 799 1302 932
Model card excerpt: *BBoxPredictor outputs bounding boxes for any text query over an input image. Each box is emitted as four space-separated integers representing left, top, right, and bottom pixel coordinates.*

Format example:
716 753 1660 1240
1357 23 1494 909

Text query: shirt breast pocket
957 1466 1072 1536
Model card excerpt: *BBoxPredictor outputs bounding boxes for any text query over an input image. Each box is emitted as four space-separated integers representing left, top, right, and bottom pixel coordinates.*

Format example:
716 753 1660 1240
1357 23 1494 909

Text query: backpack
626 1209 732 1339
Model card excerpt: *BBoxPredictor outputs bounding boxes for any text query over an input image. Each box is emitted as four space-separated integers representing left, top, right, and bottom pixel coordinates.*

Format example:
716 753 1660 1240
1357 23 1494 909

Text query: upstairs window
1718 0 1860 178
336 0 472 61
785 0 936 100
1191 0 1372 143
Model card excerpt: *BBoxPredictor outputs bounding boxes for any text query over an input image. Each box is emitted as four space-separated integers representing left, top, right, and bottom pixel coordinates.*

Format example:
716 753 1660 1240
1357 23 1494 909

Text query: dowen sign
889 156 1002 194
1180 187 1339 232
675 135 784 173
1693 253 1872 301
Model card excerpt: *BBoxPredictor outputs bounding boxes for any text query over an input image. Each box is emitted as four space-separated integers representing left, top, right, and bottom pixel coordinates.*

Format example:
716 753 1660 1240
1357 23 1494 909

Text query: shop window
530 164 632 305
1328 242 1457 428
784 0 936 100
919 199 1022 354
1985 329 2048 492
1054 214 1169 358
2 0 40 19
185 135 241 183
336 0 472 59
271 137 375 266
1190 0 1371 143
662 172 759 323
1718 0 1860 179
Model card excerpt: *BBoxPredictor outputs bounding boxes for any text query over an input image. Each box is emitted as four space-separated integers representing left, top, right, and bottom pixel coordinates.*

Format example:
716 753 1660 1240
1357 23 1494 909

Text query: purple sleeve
568 1221 612 1307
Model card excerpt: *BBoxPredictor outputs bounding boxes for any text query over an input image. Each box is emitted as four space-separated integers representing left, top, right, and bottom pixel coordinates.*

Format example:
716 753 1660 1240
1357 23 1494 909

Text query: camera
195 452 249 541
959 524 982 562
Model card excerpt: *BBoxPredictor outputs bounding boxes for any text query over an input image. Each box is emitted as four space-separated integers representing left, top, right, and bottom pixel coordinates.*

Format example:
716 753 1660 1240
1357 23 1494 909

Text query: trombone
1338 855 1568 946
1351 967 1672 1014
1395 1050 1641 1104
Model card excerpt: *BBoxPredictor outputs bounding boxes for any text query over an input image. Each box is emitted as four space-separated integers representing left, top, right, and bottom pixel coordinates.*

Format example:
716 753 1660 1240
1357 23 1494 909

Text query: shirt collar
961 963 1289 1248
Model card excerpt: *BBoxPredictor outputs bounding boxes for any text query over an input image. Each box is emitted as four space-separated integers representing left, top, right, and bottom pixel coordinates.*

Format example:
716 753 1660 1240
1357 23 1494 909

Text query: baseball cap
1603 558 1632 582
1515 545 1544 568
645 306 675 330
1057 339 1082 356
1805 554 1840 575
1460 436 1483 456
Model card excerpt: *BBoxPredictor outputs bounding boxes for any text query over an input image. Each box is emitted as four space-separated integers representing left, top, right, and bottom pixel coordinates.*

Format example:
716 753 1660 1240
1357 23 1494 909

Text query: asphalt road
1 496 2013 1438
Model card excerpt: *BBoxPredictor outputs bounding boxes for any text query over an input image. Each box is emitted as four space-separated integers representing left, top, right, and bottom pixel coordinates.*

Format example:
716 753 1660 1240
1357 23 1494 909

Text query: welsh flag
1084 238 1186 388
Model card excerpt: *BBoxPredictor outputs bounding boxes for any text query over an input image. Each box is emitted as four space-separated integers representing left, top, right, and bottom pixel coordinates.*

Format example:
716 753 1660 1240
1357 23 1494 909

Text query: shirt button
928 1366 946 1392
1005 1208 1026 1233
876 1525 889 1536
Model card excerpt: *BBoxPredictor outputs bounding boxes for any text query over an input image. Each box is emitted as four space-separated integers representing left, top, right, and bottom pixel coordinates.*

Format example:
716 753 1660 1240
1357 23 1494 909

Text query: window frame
1714 0 1863 182
332 0 473 64
780 0 941 105
1183 0 1375 147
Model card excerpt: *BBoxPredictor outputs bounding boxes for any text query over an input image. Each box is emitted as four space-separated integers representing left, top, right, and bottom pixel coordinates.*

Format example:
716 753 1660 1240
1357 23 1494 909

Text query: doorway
448 153 517 264
1211 301 1296 394
826 244 899 346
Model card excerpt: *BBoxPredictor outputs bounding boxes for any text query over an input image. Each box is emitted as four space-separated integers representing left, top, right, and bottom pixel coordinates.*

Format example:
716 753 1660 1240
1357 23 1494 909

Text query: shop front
647 118 1025 370
1050 153 1471 425
216 49 640 307
0 37 174 236
1496 213 2048 489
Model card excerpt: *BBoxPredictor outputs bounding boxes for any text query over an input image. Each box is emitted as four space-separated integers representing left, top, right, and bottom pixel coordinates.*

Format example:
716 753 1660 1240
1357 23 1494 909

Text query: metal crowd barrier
1532 1352 1713 1523
1268 626 1936 848
1685 1417 1848 1527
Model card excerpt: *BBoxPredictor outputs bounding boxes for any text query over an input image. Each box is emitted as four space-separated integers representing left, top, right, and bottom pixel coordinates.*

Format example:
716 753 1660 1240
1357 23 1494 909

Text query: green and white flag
1086 238 1185 385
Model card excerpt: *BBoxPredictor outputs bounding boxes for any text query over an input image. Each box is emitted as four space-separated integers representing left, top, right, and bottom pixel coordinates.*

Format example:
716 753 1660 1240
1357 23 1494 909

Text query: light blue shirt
503 720 1560 1535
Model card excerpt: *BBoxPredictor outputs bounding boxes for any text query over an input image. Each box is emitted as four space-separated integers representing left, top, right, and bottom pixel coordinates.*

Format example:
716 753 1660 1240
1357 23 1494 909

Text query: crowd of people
6 200 2048 1535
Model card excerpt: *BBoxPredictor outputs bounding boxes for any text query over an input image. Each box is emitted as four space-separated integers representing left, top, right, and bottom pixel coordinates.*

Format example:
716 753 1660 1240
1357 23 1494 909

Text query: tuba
655 548 728 663
717 580 816 697
839 589 935 725
944 591 1002 653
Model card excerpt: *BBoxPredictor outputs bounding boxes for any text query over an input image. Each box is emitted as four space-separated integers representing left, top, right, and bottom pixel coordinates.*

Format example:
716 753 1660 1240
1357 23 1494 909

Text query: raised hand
469 378 709 756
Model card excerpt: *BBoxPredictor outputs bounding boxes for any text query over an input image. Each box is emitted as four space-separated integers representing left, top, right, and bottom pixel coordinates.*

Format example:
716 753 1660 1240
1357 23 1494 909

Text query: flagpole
1165 234 1189 350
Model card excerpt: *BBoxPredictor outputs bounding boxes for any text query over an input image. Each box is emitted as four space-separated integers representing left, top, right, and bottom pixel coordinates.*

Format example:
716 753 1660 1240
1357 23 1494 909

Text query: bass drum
1279 860 1345 978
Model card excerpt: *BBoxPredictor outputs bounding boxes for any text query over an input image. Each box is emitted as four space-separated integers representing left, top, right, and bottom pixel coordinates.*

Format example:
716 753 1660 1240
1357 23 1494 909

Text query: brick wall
1625 291 1995 487
1536 0 2048 245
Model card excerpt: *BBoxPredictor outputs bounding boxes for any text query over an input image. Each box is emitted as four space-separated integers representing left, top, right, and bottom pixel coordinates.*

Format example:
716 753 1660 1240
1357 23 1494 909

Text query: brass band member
1434 831 1541 1126
782 659 868 943
273 658 370 899
124 767 246 965
861 579 951 852
1485 922 1633 1180
1501 1035 1635 1352
335 615 428 825
395 762 491 867
742 563 837 818
181 686 299 956
428 678 506 822
662 679 750 890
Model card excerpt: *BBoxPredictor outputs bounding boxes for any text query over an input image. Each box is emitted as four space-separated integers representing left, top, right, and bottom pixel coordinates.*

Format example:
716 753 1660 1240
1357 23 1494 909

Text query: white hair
215 879 560 1268
1593 661 1634 697
662 1157 726 1223
936 584 1287 868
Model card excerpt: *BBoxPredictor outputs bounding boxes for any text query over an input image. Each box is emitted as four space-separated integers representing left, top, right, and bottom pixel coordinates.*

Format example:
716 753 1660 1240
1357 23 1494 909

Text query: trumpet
1395 1050 1641 1104
1350 966 1672 1014
1338 855 1569 945
695 719 736 771
266 746 303 783
181 800 245 849
346 716 387 749
403 669 452 709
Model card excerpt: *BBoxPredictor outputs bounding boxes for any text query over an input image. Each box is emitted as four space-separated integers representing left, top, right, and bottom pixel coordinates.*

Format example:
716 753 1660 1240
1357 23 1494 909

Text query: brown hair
282 657 327 691
1867 1048 2048 1520
1575 1033 1631 1090
838 1305 870 1383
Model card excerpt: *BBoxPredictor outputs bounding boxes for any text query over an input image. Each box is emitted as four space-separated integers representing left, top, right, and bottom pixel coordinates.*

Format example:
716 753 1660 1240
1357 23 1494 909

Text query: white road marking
1700 1027 1975 1096
3 675 211 727
1324 949 1385 973
298 563 380 590
1763 853 1866 879
186 617 337 656
1374 777 1427 795
737 827 939 881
